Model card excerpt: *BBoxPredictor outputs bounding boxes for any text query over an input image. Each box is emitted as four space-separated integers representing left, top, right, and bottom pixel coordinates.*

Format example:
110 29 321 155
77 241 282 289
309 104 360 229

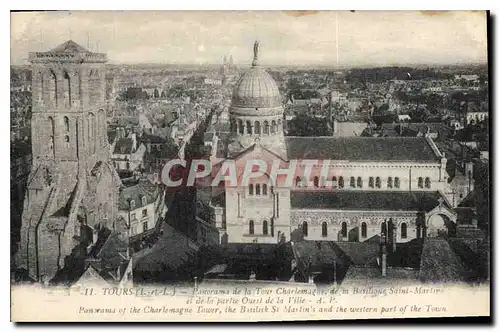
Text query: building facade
196 42 459 247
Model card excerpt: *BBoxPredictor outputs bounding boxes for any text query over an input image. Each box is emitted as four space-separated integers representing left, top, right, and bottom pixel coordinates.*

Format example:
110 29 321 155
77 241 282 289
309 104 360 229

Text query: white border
3 1 497 331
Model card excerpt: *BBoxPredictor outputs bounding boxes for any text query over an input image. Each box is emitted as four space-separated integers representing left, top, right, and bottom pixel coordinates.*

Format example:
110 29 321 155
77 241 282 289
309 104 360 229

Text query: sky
10 11 488 67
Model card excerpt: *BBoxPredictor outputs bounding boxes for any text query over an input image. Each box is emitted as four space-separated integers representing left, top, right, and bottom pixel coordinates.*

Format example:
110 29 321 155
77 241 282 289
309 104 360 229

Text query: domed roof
231 42 282 108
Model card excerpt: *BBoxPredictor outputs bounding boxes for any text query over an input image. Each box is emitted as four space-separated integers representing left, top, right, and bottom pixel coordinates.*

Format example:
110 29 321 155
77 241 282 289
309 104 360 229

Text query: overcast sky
11 11 487 67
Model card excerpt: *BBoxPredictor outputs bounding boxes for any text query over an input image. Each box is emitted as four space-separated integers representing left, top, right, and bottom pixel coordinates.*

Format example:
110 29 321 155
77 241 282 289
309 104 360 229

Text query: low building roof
285 136 441 162
291 190 447 212
119 179 160 211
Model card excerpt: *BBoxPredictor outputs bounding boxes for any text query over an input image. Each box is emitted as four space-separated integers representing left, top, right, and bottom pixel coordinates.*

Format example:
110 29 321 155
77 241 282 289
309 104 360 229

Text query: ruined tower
17 40 122 283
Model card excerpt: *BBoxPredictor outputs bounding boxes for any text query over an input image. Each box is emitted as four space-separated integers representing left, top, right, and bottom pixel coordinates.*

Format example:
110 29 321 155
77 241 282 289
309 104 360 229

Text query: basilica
197 42 458 246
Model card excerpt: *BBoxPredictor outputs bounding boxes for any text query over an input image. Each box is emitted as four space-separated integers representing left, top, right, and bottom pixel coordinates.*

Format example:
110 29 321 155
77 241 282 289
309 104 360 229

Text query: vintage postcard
10 10 490 322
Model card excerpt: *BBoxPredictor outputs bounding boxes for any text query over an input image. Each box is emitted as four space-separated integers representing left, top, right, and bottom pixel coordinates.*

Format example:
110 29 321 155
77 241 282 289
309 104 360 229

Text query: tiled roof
285 136 441 162
291 191 446 212
113 138 133 154
419 237 467 283
118 179 159 211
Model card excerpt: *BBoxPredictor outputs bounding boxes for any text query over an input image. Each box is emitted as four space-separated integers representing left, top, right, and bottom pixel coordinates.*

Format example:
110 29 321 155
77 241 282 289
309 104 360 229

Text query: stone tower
17 40 122 283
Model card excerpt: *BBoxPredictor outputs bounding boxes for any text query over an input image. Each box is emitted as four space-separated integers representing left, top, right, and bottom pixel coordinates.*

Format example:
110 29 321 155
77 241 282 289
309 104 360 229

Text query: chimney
130 133 137 152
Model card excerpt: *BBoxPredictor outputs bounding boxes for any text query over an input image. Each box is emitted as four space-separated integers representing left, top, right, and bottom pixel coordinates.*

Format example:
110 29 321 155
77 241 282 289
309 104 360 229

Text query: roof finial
252 40 259 67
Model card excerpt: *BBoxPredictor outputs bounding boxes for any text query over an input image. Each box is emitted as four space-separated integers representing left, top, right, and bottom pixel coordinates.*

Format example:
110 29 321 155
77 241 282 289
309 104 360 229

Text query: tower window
255 184 261 196
357 177 363 188
295 176 301 187
387 177 393 188
369 177 374 188
350 176 355 188
425 177 431 189
64 116 70 131
341 222 347 237
376 177 381 188
246 120 252 134
418 177 423 188
249 220 254 235
332 176 337 188
270 219 274 237
401 223 408 239
394 177 400 188
322 222 328 237
262 184 268 195
302 221 308 237
313 176 319 188
249 184 254 195
361 222 367 238
63 71 71 107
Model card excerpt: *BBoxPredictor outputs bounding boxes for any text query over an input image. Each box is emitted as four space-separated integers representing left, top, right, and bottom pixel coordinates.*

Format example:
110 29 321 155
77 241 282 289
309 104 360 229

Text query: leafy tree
287 113 331 136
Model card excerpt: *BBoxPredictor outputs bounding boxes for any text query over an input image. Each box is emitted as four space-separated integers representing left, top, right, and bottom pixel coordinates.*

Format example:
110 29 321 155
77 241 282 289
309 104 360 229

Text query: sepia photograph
9 10 491 322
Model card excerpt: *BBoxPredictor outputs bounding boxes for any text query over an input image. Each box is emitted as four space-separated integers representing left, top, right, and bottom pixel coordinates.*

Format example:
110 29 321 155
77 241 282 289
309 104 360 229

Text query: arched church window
246 120 252 134
230 119 236 133
341 222 347 237
238 119 244 134
302 221 308 237
418 177 423 188
338 176 344 188
271 120 276 134
263 220 268 235
63 70 71 108
387 177 393 188
361 222 367 238
332 176 337 188
394 177 400 188
255 184 261 196
48 69 58 107
64 135 70 143
425 177 431 189
401 223 407 239
254 121 261 134
64 116 70 132
350 177 355 188
322 222 328 237
376 177 381 188
249 184 254 195
262 184 268 195
263 121 269 135
313 176 319 188
369 177 374 188
357 177 363 188
249 220 254 235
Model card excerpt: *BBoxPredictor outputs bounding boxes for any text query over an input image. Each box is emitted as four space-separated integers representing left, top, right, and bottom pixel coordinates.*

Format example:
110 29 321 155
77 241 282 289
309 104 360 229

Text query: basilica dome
231 52 282 109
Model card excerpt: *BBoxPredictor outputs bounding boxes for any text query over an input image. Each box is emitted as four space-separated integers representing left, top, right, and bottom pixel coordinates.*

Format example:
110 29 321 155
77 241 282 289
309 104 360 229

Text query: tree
287 113 331 137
